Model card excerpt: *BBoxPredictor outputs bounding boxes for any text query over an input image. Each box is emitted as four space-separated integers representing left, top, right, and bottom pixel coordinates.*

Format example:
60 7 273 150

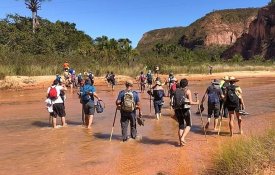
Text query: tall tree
23 0 48 33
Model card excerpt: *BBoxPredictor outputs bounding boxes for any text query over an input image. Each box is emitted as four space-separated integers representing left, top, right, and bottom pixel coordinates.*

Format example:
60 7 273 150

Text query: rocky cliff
221 4 275 59
137 8 258 53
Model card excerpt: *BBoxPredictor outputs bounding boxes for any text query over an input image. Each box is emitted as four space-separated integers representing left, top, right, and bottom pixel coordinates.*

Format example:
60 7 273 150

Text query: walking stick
82 105 85 125
218 103 224 136
194 92 207 138
149 89 152 115
109 108 118 141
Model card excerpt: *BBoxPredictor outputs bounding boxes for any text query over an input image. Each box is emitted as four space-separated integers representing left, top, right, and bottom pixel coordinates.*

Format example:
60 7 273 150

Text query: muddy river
0 77 274 175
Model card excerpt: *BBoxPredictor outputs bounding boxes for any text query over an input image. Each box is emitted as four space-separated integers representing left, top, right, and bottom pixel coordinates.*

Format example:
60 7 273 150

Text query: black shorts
208 103 220 118
53 103 66 118
147 80 153 85
83 101 95 115
175 108 191 129
227 106 240 113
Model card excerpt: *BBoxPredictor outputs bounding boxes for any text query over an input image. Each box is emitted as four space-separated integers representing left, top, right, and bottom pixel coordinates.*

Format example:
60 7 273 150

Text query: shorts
227 106 240 113
147 80 153 85
83 101 95 115
52 103 66 118
154 100 163 114
175 108 192 129
208 103 220 118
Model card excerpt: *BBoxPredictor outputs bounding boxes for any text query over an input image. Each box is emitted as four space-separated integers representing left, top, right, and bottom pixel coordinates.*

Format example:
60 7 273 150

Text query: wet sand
0 77 274 175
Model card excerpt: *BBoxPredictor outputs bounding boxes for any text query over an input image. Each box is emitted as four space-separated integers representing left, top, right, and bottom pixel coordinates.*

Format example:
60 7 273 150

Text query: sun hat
228 76 239 82
211 79 220 85
125 80 133 87
156 80 162 86
222 76 229 81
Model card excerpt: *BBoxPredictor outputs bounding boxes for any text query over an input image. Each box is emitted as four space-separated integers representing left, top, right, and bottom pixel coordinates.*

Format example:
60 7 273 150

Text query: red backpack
48 86 58 100
171 83 177 92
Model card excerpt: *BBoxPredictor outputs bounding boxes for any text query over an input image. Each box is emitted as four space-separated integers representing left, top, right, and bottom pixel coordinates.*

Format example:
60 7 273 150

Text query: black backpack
226 85 239 108
172 88 190 109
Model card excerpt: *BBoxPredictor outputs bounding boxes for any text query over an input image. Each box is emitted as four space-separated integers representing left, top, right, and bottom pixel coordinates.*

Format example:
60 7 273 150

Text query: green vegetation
269 0 275 5
211 129 275 175
0 14 139 76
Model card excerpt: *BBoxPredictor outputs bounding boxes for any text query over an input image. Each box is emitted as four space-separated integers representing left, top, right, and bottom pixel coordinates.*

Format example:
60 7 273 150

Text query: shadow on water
140 136 178 146
191 124 230 137
32 121 50 128
94 133 121 141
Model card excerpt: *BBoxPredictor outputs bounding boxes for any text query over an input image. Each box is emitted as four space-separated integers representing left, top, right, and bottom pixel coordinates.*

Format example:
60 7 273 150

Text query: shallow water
0 77 274 175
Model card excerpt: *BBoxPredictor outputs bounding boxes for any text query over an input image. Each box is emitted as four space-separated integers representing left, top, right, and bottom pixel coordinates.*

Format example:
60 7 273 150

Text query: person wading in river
116 80 142 142
200 79 224 131
172 78 199 146
147 80 165 120
79 79 101 129
46 80 67 128
224 76 245 136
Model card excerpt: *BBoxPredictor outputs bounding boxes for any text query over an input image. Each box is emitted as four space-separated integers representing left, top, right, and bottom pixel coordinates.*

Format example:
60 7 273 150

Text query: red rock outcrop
221 4 275 59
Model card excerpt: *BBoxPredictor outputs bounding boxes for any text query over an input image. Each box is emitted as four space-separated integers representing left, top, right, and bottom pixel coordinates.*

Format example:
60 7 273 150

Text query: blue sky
0 0 270 47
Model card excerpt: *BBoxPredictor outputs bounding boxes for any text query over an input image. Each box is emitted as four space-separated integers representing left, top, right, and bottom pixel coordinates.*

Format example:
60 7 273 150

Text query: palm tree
24 0 48 33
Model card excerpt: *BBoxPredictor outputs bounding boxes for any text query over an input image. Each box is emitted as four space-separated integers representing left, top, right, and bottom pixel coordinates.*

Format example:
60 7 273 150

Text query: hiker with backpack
63 61 70 71
146 70 153 89
139 71 146 93
107 71 116 91
46 80 67 128
200 79 224 131
147 80 165 120
116 80 142 142
224 76 245 136
220 76 230 118
79 78 102 129
165 72 174 97
172 78 199 146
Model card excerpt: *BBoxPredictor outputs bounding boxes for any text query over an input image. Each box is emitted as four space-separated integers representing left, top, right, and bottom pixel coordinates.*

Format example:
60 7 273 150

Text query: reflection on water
0 77 274 174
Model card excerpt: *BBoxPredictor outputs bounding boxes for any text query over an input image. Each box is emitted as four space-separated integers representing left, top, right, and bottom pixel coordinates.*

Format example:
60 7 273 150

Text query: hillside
137 8 258 54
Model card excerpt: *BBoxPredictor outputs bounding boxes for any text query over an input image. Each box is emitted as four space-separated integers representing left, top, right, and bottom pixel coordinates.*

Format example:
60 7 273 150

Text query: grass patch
211 129 275 175
0 72 5 80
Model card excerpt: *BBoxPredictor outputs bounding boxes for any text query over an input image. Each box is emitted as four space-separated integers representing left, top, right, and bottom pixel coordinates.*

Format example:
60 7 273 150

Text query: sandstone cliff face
221 4 275 59
204 16 255 46
137 8 258 53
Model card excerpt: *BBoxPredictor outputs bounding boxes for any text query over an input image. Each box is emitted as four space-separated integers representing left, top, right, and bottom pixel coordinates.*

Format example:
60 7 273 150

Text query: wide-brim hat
156 80 162 86
227 76 239 82
126 80 133 87
211 79 220 85
222 76 229 81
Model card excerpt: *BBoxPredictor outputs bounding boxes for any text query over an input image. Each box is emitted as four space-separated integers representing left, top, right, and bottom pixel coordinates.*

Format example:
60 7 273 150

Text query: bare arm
91 92 101 101
186 89 199 105
201 90 208 104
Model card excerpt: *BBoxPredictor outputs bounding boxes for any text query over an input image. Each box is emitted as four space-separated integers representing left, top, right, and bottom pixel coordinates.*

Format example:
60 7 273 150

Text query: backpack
226 85 239 108
121 91 136 112
147 73 152 81
95 100 104 113
208 86 220 104
153 90 164 101
48 86 58 100
172 88 190 109
140 75 146 82
170 83 177 92
80 86 92 103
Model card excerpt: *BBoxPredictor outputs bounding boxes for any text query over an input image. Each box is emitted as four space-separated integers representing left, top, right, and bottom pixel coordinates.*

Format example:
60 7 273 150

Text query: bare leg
205 118 211 129
214 118 219 130
61 117 67 127
85 115 89 127
52 117 57 128
181 126 191 143
229 111 235 136
237 113 243 134
178 129 184 145
87 115 94 129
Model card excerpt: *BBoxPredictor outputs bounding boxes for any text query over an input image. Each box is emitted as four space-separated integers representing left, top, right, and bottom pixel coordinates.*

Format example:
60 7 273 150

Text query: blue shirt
80 84 96 102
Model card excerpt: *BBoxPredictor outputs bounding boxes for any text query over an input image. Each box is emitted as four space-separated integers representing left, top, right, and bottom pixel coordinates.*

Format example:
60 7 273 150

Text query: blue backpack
80 86 91 103
208 86 220 104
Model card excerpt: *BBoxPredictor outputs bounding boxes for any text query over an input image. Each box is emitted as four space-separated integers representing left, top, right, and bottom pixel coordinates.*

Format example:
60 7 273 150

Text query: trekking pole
218 103 224 136
194 92 207 138
149 89 152 115
110 108 118 141
82 105 85 125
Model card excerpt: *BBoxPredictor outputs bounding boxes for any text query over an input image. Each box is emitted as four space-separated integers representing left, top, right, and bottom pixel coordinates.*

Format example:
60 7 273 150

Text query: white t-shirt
47 85 64 104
